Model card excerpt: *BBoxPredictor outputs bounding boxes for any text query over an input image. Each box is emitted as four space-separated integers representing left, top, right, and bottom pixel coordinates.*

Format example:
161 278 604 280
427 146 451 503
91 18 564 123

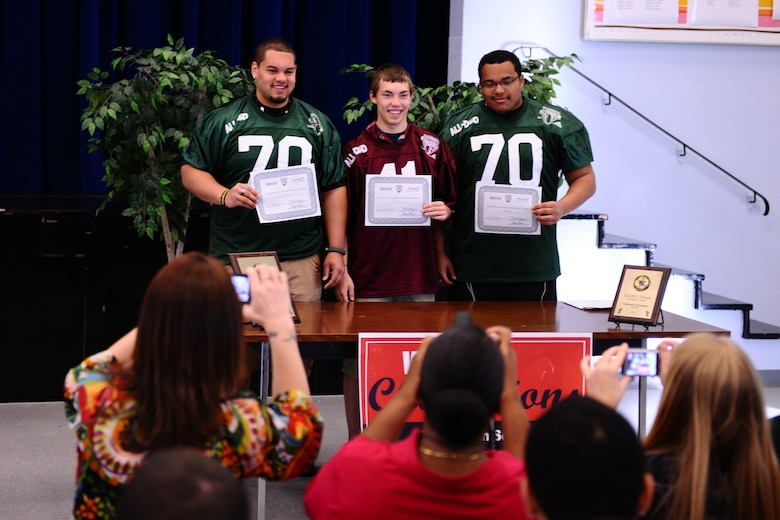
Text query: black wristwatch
324 247 346 255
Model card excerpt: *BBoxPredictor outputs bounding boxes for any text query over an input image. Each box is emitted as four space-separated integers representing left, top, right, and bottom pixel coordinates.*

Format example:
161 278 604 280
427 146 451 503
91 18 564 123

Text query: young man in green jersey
181 37 347 300
437 49 596 302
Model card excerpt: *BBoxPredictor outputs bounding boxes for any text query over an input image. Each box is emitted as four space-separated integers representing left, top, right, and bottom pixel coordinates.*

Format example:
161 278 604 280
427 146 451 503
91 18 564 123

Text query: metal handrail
512 45 770 216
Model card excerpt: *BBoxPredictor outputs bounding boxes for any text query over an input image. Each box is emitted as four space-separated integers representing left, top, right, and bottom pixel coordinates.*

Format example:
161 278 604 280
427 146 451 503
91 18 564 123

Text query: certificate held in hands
248 164 322 223
364 174 432 227
474 181 541 235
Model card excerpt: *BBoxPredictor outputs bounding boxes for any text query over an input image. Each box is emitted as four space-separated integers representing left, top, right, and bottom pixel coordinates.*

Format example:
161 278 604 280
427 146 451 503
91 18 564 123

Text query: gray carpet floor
3 388 780 520
0 394 349 520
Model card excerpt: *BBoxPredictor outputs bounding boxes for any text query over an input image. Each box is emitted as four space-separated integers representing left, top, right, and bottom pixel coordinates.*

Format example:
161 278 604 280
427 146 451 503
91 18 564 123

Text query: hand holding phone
621 349 659 377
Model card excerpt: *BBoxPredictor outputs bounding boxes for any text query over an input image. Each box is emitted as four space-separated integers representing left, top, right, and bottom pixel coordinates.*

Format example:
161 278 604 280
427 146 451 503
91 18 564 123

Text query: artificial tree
77 35 253 262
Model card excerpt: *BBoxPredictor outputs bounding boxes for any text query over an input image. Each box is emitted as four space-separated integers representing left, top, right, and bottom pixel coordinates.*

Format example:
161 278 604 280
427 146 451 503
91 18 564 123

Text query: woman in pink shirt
304 318 531 520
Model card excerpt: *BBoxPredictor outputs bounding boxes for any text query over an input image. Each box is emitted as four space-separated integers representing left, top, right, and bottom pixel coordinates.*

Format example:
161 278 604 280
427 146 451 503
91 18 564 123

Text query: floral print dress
64 350 323 520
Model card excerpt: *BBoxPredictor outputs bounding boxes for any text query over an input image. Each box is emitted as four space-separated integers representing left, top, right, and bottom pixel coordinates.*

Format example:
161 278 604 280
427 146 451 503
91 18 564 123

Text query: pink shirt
304 428 531 520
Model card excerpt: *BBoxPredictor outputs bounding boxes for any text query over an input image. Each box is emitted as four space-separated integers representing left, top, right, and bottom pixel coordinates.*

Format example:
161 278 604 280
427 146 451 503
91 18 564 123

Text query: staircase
556 213 780 378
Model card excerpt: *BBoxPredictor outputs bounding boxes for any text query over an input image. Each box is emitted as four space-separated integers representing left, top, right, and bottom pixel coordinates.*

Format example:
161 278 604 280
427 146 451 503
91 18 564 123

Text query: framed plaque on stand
608 265 671 328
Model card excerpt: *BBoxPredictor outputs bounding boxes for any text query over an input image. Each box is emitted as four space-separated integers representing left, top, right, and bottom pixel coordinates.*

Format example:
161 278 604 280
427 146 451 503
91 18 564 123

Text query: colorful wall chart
583 0 780 45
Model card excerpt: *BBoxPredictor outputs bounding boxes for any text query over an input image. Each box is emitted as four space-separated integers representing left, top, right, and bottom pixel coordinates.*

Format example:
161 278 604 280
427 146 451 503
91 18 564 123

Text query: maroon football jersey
342 123 457 297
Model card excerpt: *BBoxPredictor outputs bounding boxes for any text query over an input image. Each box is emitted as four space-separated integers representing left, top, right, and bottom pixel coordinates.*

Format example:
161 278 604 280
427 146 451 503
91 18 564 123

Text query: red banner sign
358 333 592 432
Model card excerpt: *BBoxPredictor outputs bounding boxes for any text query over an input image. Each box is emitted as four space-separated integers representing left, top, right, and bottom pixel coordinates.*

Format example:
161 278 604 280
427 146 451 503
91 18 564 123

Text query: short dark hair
254 37 296 65
369 63 415 96
116 448 248 520
525 395 645 520
420 323 504 448
478 49 522 79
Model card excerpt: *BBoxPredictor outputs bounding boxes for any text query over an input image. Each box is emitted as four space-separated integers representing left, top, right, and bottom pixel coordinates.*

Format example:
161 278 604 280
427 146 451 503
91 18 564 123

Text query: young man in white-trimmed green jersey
182 38 347 301
437 49 596 302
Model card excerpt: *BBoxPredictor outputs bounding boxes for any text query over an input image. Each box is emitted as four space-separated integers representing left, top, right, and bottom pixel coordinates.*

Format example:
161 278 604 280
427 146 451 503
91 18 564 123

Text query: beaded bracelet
220 188 230 206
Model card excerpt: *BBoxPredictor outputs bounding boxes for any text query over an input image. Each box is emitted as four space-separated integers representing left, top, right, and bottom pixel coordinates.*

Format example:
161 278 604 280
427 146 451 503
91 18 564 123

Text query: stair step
662 264 705 282
699 291 780 339
560 215 780 344
746 320 780 339
562 212 608 221
599 233 655 266
601 233 656 251
649 265 780 340
701 291 752 311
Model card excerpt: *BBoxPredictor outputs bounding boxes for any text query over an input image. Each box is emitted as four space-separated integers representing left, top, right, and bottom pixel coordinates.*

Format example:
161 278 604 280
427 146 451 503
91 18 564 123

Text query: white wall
449 0 780 326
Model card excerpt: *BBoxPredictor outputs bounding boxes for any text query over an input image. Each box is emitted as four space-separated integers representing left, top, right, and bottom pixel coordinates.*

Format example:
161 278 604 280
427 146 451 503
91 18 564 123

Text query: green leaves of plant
77 34 254 261
340 53 581 131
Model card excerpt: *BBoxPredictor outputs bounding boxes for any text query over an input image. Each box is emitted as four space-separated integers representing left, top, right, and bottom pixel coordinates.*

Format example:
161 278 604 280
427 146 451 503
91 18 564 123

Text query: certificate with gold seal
609 265 671 326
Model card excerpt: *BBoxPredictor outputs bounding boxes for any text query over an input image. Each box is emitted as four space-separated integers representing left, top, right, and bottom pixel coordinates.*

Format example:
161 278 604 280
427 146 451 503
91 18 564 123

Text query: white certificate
365 174 432 227
248 164 322 224
474 181 541 235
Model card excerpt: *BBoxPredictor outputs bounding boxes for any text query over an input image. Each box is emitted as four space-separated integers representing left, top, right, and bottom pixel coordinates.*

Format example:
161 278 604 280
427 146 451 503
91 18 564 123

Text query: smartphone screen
231 274 250 303
622 349 658 377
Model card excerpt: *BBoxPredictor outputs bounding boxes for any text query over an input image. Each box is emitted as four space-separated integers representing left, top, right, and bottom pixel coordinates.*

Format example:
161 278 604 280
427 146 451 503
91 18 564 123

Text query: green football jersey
182 94 346 263
439 97 593 283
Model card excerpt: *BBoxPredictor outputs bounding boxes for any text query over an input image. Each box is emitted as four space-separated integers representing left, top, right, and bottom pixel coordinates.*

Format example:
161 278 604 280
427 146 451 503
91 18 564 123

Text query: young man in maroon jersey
336 63 457 438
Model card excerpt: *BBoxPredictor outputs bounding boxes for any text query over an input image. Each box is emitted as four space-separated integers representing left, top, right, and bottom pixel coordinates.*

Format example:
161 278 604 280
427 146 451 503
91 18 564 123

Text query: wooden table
244 300 729 353
245 301 728 438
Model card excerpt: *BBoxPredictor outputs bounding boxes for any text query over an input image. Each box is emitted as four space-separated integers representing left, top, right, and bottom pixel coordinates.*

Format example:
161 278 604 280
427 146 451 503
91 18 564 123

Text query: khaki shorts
280 254 322 302
227 253 322 302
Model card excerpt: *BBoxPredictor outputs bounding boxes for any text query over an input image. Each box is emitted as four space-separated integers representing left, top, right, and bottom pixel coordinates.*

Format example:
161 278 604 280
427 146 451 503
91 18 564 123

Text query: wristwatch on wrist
324 247 346 255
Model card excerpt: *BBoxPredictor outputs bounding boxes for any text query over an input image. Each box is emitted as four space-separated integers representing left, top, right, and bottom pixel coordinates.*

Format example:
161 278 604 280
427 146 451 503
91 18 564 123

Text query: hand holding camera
580 342 633 409
238 265 295 331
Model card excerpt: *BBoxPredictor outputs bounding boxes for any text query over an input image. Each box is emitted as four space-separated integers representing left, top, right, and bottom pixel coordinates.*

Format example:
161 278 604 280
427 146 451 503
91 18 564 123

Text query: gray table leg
638 375 647 440
636 338 649 440
256 342 270 520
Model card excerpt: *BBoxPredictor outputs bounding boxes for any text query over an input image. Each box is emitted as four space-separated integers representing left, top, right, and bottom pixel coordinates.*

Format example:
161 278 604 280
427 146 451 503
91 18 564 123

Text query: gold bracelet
220 188 229 206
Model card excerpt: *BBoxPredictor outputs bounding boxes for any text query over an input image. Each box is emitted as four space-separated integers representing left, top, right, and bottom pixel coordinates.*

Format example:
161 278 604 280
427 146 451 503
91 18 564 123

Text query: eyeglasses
480 76 520 90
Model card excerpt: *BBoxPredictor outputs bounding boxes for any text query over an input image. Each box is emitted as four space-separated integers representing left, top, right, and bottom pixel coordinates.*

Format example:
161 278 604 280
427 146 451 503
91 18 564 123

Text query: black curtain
0 0 450 197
